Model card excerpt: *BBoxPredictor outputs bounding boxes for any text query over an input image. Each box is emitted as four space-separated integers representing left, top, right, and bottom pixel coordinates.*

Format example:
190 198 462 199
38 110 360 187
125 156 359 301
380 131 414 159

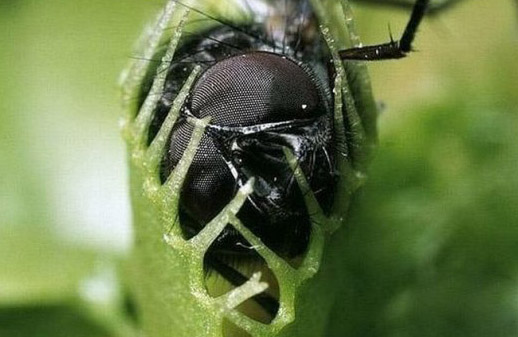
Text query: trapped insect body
119 0 433 335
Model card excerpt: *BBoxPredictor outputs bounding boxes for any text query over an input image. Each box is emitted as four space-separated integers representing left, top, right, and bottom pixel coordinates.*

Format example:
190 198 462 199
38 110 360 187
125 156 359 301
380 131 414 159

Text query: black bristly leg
354 0 464 16
339 0 430 61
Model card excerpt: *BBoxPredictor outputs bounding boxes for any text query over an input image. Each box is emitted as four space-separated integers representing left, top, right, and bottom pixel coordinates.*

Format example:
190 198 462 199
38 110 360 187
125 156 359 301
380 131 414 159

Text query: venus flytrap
121 1 377 336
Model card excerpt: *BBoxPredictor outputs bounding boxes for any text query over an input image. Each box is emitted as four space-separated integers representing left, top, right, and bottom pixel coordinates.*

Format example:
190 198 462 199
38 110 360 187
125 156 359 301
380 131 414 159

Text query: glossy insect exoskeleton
141 0 337 263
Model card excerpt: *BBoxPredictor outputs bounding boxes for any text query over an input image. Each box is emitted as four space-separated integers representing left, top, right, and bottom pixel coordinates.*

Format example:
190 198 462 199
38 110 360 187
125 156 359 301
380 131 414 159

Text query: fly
136 0 441 320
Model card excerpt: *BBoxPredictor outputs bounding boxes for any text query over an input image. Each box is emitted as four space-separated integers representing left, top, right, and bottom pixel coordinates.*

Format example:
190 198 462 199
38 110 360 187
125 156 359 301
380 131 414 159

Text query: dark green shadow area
0 305 111 337
327 96 518 337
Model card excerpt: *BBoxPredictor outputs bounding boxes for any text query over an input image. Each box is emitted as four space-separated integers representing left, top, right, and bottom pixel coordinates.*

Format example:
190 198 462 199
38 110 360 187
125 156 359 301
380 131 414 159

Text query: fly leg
339 0 430 60
353 0 464 16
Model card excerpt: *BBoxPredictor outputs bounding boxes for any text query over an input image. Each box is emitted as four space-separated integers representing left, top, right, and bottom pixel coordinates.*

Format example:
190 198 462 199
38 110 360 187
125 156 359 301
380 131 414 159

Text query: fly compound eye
163 51 335 259
189 52 323 124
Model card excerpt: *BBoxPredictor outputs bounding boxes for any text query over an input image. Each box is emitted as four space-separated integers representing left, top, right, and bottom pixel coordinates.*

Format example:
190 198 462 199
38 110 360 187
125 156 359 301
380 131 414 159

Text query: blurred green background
0 0 517 336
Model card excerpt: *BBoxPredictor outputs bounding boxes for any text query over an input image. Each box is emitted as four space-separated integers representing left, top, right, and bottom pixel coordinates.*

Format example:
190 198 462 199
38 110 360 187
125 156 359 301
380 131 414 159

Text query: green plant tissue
121 0 378 336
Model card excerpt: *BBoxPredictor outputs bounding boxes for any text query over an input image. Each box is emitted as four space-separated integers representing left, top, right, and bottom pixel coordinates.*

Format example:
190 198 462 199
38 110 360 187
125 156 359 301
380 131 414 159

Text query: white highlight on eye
302 104 308 110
